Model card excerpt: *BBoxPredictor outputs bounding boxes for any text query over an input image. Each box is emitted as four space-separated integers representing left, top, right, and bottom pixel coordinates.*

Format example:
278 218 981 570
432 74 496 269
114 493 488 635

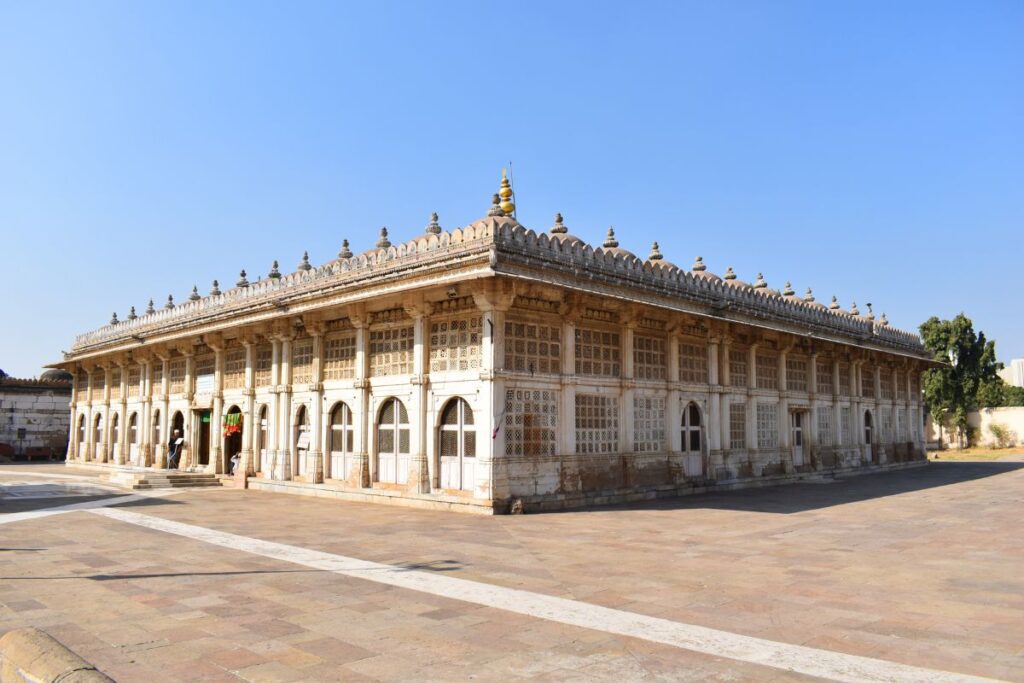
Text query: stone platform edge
0 626 113 682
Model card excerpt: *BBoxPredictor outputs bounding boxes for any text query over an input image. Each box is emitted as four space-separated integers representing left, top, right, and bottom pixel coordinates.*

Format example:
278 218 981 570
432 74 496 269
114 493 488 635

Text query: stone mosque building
53 174 933 512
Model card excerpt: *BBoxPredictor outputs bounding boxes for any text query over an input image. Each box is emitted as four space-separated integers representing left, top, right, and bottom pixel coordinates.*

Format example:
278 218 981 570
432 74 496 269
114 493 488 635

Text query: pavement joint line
0 490 183 526
87 505 1002 683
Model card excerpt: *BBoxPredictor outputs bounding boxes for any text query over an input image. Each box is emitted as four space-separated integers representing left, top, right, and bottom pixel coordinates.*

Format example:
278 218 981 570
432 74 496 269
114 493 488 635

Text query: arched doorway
681 402 703 476
92 414 103 461
170 411 185 469
790 411 804 467
76 414 86 459
864 410 875 462
110 413 120 462
329 402 354 481
377 398 410 484
438 398 475 491
257 405 270 474
152 409 162 466
224 405 243 474
293 405 309 478
128 412 139 465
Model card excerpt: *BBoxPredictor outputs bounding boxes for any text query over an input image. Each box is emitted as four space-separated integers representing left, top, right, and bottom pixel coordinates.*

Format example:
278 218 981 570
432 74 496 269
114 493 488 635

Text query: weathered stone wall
0 383 71 456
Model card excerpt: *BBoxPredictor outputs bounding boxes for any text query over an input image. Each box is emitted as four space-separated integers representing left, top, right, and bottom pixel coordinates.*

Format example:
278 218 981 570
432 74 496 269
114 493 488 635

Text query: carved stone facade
54 190 933 513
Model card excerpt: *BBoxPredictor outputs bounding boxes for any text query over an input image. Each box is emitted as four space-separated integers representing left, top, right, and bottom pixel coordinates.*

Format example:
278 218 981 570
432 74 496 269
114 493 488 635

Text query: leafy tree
919 314 1002 447
1005 385 1024 407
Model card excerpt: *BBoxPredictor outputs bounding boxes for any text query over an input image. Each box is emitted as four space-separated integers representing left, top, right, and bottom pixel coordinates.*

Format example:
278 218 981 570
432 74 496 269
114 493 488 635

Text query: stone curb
0 627 114 682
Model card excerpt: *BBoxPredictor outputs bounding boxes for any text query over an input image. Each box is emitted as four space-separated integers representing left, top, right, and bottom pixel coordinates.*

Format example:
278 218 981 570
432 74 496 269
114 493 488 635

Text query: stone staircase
116 472 223 490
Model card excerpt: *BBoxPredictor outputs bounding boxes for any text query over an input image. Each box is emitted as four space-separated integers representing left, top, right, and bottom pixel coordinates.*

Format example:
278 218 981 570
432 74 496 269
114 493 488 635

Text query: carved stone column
238 339 256 482
406 303 430 494
276 333 293 480
100 364 113 463
352 309 371 488
156 355 170 468
307 320 325 484
116 361 129 465
66 368 79 462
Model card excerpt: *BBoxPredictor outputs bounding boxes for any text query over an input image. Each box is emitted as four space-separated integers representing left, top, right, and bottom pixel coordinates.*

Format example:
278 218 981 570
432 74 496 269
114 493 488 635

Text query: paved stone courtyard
1 459 1022 682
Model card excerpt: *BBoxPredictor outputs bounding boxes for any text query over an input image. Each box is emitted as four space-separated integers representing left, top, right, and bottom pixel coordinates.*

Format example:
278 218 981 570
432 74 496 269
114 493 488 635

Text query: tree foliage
919 314 1002 447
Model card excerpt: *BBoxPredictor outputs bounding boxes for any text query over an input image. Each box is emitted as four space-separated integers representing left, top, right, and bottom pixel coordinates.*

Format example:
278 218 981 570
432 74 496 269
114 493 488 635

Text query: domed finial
850 301 860 315
866 302 875 321
724 266 737 280
426 212 441 235
376 227 391 249
692 256 706 272
189 285 201 301
753 273 767 289
210 280 221 296
783 281 794 296
236 270 249 287
127 306 137 320
803 287 815 302
110 312 119 325
145 299 155 315
880 312 889 326
298 250 312 271
487 193 505 217
829 295 840 310
648 242 663 261
551 213 567 235
499 169 515 216
602 227 619 249
268 260 281 279
337 239 352 259
165 295 175 309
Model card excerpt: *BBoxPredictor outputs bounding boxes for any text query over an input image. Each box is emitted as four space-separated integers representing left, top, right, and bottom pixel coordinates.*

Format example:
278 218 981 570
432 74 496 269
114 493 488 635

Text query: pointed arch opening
438 398 475 491
376 398 409 484
329 401 354 482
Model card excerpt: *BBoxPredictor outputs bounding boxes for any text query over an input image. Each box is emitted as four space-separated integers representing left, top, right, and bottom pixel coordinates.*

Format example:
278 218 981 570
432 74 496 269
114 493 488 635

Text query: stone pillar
100 365 113 463
353 317 371 487
718 338 731 460
239 341 256 478
832 359 842 449
276 336 292 480
408 310 430 493
778 347 792 473
308 326 325 483
560 319 577 457
621 323 635 454
181 351 195 469
667 333 681 453
84 368 95 462
211 344 225 473
746 344 758 466
116 362 129 465
65 370 79 462
476 307 499 500
707 337 721 453
156 357 170 468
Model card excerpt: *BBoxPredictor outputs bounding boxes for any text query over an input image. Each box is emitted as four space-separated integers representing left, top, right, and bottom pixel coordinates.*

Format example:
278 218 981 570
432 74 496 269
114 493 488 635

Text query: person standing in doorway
168 429 183 469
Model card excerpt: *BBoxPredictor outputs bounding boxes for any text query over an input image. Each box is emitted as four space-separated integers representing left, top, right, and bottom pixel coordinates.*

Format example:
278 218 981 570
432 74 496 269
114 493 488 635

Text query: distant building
998 358 1024 388
0 368 72 459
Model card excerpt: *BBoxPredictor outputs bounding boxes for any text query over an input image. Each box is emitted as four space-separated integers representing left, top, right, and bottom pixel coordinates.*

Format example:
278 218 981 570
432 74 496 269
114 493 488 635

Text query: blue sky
1 1 1021 378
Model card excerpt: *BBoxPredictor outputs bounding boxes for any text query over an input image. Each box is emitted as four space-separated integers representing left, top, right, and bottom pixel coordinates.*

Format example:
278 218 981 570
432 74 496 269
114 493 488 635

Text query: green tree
919 314 1002 447
1004 385 1024 407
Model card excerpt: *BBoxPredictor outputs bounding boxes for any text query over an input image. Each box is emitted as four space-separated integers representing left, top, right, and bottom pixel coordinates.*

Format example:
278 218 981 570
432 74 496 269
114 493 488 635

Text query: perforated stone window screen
168 359 186 394
254 345 272 386
817 406 833 446
879 367 893 400
575 394 619 454
838 364 851 396
633 396 666 452
679 341 708 384
195 354 215 376
756 403 778 449
224 349 246 389
910 408 919 440
369 326 414 376
90 373 104 401
151 364 163 386
880 407 893 443
861 367 875 398
324 334 356 380
292 339 314 384
503 319 561 375
897 407 907 441
110 369 122 400
430 315 481 373
729 348 748 387
756 353 778 390
910 372 920 396
503 388 558 457
786 356 808 392
634 335 666 381
127 367 140 397
895 370 907 400
575 327 621 377
816 360 833 394
729 403 746 449
841 406 853 445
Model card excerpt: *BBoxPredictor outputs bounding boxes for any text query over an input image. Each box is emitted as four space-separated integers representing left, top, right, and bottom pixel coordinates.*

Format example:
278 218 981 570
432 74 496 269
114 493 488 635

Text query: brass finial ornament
110 312 119 325
783 281 794 296
338 239 352 259
127 306 137 320
376 227 391 249
499 168 515 216
551 213 567 235
189 285 201 301
236 270 249 287
724 266 736 280
487 193 505 217
268 261 281 279
165 295 175 309
298 251 312 271
648 242 663 261
753 273 767 289
210 280 221 296
692 256 706 272
602 227 618 249
146 299 155 315
803 287 815 302
426 212 441 235
830 295 840 310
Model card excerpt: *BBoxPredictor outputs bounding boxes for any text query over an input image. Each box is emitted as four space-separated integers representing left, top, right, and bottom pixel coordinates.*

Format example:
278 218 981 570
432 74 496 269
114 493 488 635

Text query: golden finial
499 169 515 216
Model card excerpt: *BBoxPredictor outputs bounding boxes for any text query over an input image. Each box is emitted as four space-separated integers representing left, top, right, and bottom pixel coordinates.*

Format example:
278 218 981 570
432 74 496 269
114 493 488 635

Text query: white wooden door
681 402 703 477
791 412 804 467
329 403 354 481
439 399 475 491
377 399 409 485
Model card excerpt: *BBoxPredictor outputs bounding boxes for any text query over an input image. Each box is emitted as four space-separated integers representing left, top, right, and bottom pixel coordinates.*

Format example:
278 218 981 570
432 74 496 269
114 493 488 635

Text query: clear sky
1 1 1021 378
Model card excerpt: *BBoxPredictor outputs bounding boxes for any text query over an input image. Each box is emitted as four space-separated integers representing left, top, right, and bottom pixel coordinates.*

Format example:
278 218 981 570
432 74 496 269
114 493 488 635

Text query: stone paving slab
1 458 1023 681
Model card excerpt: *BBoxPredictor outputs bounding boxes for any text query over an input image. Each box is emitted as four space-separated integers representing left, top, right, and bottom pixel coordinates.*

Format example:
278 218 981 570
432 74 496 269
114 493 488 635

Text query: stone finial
803 287 815 302
268 260 281 279
298 250 312 271
189 285 201 301
127 306 137 320
499 168 515 216
602 227 618 249
110 312 119 325
829 295 840 310
783 281 795 296
236 270 249 287
551 213 567 235
692 256 707 272
165 295 175 309
376 227 391 249
724 266 737 280
850 301 860 315
880 312 889 326
210 280 221 296
145 299 155 315
338 239 352 259
866 303 875 321
753 273 767 288
648 242 663 261
487 193 505 217
426 212 441 235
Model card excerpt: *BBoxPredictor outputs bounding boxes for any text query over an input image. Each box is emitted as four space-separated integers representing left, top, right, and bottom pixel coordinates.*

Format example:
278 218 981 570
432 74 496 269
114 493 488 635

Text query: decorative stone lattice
575 328 621 377
575 394 619 455
756 403 778 449
633 335 666 381
633 396 666 453
323 335 356 380
679 342 708 384
503 320 561 375
369 327 414 377
429 315 482 373
503 388 558 457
